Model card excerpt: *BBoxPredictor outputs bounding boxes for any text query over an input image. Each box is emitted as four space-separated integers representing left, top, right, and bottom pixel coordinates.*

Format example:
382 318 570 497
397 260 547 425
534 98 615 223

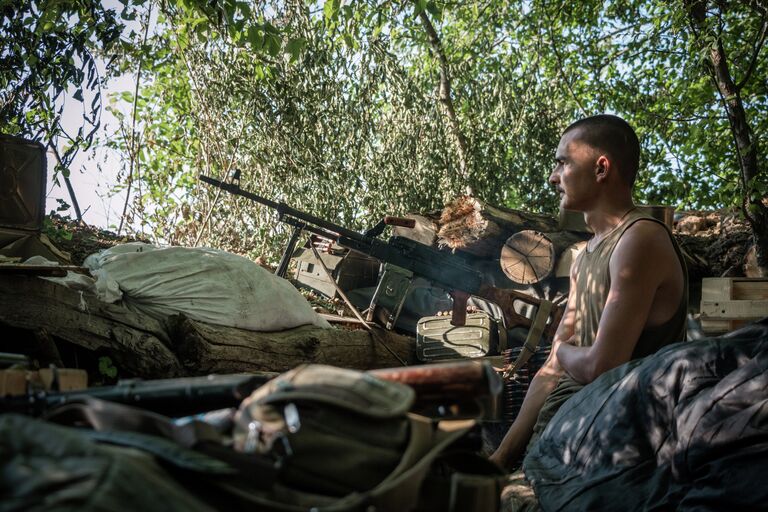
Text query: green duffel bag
232 364 503 512
233 364 415 497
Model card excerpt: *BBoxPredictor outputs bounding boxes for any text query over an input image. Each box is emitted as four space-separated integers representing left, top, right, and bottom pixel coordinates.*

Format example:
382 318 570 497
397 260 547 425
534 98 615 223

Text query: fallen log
437 196 558 258
0 275 181 378
167 315 413 375
0 275 415 380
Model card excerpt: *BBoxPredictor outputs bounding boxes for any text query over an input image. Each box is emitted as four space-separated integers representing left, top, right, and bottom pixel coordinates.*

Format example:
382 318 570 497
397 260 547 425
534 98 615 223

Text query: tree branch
118 4 152 235
417 8 470 184
47 142 83 223
685 0 768 272
544 16 588 117
735 17 768 91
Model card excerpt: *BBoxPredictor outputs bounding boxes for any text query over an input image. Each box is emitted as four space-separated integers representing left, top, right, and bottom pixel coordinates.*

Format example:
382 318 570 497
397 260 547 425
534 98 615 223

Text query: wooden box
0 368 88 396
700 278 768 334
293 249 380 299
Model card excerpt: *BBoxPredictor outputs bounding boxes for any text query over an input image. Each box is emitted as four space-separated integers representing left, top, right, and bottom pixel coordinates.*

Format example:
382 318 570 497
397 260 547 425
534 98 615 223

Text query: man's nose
548 168 559 185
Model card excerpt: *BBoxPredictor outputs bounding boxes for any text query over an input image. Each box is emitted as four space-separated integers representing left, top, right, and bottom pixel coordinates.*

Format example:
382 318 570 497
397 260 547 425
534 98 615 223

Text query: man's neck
584 200 636 238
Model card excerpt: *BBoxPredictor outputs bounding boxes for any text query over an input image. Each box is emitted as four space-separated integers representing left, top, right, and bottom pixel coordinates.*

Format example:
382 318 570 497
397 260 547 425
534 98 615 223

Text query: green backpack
231 364 503 511
30 364 501 511
233 364 414 497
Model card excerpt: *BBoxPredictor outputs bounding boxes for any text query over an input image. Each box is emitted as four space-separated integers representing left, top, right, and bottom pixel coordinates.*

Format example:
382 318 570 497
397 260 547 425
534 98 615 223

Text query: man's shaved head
563 114 640 186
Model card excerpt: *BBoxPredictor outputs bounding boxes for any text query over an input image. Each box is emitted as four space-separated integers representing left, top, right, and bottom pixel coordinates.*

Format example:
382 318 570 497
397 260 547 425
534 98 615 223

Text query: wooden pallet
700 278 768 333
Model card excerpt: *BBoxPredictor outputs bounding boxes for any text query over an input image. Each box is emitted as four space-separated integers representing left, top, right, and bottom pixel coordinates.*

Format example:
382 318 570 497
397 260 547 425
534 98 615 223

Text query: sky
45 1 151 231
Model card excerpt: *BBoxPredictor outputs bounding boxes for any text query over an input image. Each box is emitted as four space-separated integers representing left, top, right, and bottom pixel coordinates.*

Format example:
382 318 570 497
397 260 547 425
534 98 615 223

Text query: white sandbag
23 255 99 294
84 243 331 331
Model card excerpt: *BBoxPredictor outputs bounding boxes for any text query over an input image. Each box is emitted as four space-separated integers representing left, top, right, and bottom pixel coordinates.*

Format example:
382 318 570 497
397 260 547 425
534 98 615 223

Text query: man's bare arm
488 254 581 469
556 221 676 384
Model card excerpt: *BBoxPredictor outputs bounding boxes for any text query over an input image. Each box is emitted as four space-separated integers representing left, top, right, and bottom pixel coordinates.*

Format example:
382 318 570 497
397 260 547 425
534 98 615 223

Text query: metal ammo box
0 134 47 232
416 312 500 362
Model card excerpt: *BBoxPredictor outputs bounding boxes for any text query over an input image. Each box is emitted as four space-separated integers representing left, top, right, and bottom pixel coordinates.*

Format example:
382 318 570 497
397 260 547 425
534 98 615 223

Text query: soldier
490 114 687 469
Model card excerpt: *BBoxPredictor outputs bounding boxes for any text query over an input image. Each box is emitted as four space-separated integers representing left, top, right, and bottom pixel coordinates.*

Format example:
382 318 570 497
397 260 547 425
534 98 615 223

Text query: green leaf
426 1 442 19
247 25 263 50
266 33 281 56
324 0 341 22
98 356 118 379
285 37 307 62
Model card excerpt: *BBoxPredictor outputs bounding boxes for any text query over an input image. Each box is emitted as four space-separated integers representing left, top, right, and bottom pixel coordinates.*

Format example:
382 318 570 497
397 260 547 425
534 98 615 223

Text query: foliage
108 0 572 258
3 0 766 264
98 355 118 380
0 0 122 183
42 214 75 243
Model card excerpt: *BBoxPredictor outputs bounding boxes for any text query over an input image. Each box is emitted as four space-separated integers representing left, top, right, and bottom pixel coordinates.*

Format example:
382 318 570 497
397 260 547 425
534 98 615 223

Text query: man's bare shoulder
611 218 683 303
615 219 676 262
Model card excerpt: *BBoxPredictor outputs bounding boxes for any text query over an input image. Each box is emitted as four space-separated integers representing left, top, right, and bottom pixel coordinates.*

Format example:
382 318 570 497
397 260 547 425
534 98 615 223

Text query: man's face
549 129 600 211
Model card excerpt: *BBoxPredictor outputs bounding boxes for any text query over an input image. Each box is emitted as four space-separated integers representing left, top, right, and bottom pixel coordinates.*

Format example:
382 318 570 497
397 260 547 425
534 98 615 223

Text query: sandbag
84 243 331 331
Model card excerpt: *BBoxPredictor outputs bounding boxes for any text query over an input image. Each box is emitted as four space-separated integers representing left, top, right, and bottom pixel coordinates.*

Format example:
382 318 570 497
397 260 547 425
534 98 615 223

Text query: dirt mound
44 215 151 266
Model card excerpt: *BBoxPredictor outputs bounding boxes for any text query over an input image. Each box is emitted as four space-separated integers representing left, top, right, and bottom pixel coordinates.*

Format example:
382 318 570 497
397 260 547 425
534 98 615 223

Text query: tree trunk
0 275 181 378
685 0 768 275
500 230 588 284
166 315 413 375
417 9 470 185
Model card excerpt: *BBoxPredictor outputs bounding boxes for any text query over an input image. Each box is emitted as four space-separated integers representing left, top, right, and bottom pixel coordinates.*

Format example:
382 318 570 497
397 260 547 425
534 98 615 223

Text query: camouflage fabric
0 414 215 512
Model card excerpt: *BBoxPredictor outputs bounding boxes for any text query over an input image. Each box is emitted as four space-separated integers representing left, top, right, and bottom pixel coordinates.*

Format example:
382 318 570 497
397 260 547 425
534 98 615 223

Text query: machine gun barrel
199 175 365 243
1 363 499 421
1 372 277 417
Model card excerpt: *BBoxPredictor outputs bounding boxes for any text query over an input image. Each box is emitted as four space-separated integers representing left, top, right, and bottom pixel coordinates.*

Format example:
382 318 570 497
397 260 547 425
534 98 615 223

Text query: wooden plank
732 279 768 300
701 278 732 302
701 300 768 319
700 318 749 334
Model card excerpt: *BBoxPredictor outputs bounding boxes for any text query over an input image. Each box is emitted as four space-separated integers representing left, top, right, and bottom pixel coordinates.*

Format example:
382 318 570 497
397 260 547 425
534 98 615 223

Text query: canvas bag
233 364 502 511
233 364 415 496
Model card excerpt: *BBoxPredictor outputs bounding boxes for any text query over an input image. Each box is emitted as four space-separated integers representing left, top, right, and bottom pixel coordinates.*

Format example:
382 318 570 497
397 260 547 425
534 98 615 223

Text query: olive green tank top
571 208 688 358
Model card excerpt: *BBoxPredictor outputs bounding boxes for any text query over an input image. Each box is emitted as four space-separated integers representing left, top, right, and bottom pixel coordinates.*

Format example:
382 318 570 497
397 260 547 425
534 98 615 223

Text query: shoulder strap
318 416 474 512
503 299 554 380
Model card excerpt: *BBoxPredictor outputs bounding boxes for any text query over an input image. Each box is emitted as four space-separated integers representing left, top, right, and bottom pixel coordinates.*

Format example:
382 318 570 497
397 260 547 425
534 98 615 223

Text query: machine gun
200 174 562 341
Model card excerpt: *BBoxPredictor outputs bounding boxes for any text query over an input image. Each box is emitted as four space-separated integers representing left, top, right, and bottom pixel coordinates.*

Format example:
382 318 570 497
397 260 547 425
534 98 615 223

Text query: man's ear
595 155 610 182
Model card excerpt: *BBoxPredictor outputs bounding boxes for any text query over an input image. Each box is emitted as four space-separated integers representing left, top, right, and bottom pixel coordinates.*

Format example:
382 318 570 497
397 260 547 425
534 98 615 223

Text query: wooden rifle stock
369 360 502 419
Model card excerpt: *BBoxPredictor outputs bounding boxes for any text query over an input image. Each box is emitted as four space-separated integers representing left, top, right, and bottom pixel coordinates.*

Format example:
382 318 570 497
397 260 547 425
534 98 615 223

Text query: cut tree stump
437 196 558 258
501 230 588 285
0 275 415 379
